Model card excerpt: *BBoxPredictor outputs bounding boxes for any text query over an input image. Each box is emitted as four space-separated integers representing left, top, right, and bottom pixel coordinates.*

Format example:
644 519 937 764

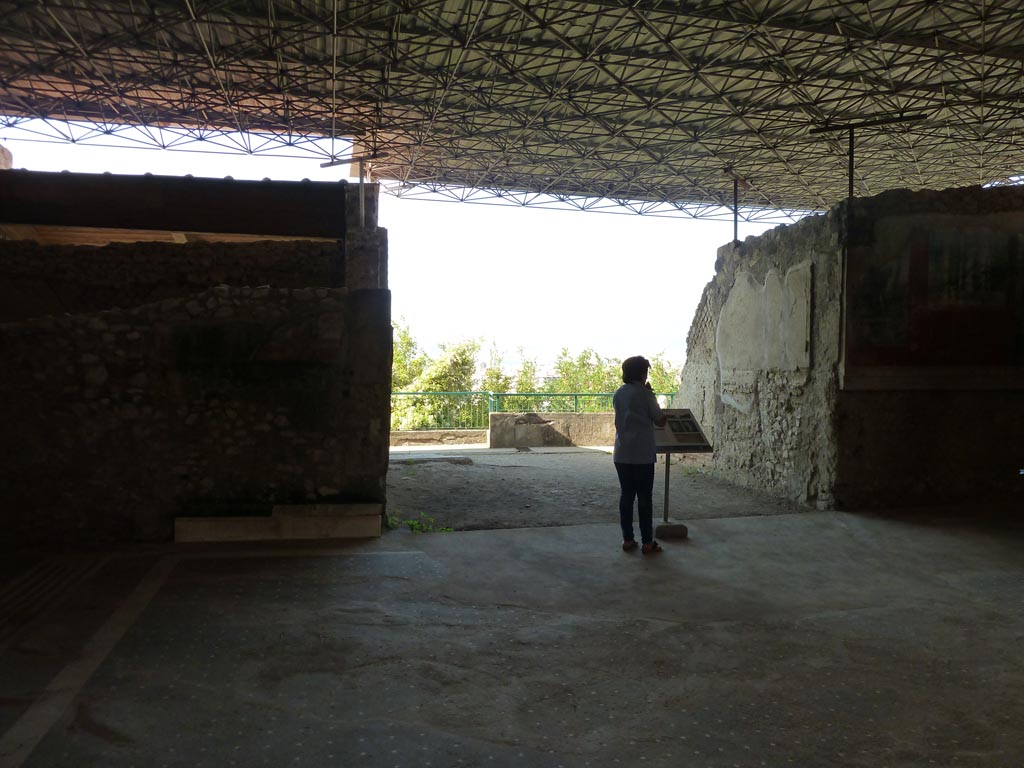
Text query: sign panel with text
654 409 713 453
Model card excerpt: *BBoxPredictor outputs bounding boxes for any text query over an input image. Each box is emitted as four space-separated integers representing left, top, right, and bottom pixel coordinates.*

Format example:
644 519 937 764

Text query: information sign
654 409 712 453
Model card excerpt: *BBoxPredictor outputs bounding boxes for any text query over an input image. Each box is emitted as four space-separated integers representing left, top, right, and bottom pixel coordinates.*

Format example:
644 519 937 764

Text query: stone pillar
0 144 12 170
344 228 389 289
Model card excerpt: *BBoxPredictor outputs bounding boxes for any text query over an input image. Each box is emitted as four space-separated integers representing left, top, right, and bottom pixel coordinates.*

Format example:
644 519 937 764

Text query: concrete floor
386 446 801 532
1 485 1023 766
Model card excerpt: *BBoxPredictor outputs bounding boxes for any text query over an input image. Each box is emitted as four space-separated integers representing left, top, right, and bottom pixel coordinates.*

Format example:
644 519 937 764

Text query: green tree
415 339 479 392
391 318 429 391
538 348 681 412
391 339 482 430
487 351 541 414
544 348 620 393
513 351 539 393
479 344 513 393
646 353 681 397
537 348 617 412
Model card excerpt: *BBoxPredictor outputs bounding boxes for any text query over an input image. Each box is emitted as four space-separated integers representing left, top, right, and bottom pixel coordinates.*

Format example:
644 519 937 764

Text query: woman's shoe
641 540 663 554
622 540 638 552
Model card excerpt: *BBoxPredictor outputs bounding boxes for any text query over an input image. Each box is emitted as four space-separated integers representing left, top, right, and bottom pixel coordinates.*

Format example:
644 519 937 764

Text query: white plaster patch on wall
716 261 812 413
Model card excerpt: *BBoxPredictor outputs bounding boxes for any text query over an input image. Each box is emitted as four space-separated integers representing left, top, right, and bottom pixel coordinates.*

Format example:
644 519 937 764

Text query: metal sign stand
653 409 713 541
656 450 690 540
664 451 671 524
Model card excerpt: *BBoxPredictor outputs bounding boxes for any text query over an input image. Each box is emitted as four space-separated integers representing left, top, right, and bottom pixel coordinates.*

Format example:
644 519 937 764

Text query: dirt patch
386 447 804 531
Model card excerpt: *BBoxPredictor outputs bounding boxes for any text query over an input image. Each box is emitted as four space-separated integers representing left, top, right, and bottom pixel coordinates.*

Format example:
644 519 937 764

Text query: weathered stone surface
716 261 811 390
0 245 391 545
833 185 1024 509
0 144 11 170
679 184 1024 511
678 212 840 509
390 429 488 446
488 412 615 448
174 505 382 542
0 236 390 323
345 228 389 289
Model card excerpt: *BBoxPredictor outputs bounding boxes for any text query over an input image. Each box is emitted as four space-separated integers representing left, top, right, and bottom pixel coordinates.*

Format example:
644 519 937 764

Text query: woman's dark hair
621 355 650 384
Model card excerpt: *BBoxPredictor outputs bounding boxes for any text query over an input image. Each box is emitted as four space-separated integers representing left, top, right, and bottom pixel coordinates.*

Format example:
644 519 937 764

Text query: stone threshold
174 503 382 543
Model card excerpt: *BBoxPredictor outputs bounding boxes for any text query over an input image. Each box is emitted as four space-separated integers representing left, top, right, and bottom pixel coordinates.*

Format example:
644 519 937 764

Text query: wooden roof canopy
2 1 1023 219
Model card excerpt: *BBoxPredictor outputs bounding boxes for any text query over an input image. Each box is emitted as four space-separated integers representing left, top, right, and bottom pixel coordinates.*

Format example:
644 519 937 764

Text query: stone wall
391 430 487 446
0 237 379 323
0 285 391 545
834 389 1023 509
0 175 391 544
345 227 389 290
488 412 615 448
679 184 1024 510
834 185 1024 508
0 238 339 319
679 212 843 508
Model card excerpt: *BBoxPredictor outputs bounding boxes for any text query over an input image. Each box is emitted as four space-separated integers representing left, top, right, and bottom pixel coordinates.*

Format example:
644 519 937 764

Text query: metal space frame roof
2 1 1023 219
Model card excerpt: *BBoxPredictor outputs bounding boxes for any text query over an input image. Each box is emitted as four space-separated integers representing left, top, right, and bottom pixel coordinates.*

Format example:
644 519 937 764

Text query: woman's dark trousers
614 462 655 544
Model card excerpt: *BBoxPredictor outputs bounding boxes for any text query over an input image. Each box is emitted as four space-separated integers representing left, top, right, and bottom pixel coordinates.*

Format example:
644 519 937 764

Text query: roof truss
2 0 1023 217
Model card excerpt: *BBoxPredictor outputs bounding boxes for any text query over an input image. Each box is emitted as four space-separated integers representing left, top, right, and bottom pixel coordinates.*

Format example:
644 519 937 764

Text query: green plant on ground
386 510 453 533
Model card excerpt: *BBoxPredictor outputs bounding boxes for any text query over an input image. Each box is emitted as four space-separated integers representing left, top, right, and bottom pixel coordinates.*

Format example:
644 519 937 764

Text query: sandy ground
386 445 803 531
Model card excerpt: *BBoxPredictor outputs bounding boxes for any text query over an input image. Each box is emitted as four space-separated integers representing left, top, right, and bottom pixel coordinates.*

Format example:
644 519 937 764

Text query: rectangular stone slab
174 505 382 542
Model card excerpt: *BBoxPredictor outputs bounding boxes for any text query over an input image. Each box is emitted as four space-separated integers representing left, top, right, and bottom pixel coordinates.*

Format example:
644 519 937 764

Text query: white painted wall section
716 261 812 412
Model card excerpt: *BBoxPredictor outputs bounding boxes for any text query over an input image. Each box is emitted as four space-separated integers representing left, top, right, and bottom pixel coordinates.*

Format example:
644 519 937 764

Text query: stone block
174 503 383 542
655 521 689 539
488 412 615 448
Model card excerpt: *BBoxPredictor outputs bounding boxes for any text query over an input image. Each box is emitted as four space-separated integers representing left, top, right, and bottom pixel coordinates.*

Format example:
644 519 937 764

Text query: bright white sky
2 134 780 372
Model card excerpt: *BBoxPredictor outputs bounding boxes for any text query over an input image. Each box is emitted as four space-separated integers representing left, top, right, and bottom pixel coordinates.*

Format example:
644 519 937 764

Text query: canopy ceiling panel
1 0 1023 216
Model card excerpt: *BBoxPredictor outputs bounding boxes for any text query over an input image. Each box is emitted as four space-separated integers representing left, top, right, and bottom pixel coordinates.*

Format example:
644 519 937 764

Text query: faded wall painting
844 213 1024 388
716 262 812 413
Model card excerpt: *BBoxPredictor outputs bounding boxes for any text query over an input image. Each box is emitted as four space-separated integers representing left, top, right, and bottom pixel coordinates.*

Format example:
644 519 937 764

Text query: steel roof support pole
848 127 855 201
359 157 366 229
733 177 739 243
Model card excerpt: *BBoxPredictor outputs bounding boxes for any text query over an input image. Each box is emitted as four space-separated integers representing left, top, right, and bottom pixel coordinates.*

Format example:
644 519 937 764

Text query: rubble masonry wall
679 184 1024 510
0 235 391 545
678 211 843 508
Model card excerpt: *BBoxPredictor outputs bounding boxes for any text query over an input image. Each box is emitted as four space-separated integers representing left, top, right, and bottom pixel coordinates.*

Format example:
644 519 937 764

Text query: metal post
733 177 739 243
848 127 854 200
358 156 366 228
663 453 671 523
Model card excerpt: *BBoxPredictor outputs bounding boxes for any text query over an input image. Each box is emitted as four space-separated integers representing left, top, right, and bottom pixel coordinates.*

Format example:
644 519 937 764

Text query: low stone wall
488 412 614 448
0 285 391 545
390 430 487 446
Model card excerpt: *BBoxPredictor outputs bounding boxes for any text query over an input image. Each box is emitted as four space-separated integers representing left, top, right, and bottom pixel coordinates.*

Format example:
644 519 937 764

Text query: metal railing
490 392 615 414
391 391 491 431
390 391 672 431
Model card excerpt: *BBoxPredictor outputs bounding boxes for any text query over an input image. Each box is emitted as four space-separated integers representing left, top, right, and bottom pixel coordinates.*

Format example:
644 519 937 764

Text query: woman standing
612 356 667 554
